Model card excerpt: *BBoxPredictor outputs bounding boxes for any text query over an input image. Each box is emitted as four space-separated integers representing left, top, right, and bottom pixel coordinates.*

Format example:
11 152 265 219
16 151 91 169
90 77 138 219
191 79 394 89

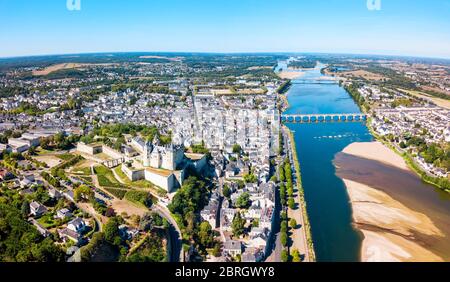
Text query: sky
0 0 449 58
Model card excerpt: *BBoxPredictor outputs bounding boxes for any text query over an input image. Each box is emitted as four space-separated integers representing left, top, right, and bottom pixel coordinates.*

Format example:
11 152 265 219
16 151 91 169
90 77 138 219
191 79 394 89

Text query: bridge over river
281 113 367 123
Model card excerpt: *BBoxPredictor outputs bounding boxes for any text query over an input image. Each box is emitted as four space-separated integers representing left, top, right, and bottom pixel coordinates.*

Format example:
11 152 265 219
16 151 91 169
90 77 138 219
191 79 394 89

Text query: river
281 62 373 261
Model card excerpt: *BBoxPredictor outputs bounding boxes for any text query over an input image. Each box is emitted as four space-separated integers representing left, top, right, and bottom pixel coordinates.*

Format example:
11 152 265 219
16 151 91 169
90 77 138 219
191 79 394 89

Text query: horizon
1 50 450 62
1 0 450 59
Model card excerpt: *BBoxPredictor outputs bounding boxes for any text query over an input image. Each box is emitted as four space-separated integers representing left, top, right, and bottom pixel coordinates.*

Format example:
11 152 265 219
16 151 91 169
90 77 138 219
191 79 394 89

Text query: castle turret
152 135 160 146
143 141 152 167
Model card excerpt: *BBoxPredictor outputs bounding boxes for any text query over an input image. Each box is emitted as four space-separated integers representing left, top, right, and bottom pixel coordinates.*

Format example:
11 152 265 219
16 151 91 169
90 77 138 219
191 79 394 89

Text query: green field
36 148 55 155
94 165 124 188
56 153 76 161
70 159 93 176
124 190 154 208
72 167 92 176
104 188 127 199
37 214 62 229
79 176 93 185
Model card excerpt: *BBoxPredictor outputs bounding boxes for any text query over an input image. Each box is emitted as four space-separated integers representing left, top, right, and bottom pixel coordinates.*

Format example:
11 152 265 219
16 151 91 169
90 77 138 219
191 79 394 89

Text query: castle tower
152 135 160 146
143 141 152 167
162 144 175 170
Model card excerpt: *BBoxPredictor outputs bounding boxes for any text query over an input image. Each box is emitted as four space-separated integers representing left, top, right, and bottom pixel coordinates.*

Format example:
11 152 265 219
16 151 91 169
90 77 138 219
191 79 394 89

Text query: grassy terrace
104 188 127 199
72 167 92 176
79 176 94 186
36 148 56 155
70 159 93 175
94 165 125 188
56 153 76 161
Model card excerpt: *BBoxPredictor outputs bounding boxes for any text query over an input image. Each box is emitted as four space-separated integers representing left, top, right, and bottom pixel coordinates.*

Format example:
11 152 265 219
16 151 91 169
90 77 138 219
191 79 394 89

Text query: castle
122 137 208 193
143 138 185 171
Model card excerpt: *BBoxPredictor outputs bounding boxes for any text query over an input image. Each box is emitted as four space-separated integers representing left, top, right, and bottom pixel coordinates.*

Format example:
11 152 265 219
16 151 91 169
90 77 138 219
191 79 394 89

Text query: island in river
334 141 450 262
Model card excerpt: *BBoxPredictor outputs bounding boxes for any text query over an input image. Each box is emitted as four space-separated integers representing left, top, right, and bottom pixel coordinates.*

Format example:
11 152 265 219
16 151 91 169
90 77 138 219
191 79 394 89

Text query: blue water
284 84 359 115
283 64 374 261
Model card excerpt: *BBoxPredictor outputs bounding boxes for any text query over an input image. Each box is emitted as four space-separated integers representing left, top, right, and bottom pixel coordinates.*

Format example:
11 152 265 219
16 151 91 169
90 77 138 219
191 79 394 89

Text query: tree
281 211 287 221
152 213 164 226
21 200 30 218
281 249 289 262
139 212 162 231
281 221 288 233
279 166 285 182
290 218 297 229
232 144 242 154
232 212 245 238
399 141 407 149
198 221 215 248
281 232 288 247
185 211 197 237
287 186 294 197
270 175 278 183
40 137 51 150
74 185 94 202
124 190 152 208
104 217 122 246
105 208 116 218
30 237 65 262
0 195 64 262
235 192 251 209
80 232 105 262
223 185 231 198
130 215 141 226
243 173 257 184
279 183 286 206
284 162 292 178
35 186 51 205
168 177 208 218
113 137 126 151
288 198 296 209
212 243 222 257
27 146 37 156
292 249 302 262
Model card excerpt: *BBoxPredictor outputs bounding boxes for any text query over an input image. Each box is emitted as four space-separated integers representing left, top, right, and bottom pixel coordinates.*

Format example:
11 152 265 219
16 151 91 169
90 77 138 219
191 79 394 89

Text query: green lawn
94 165 125 188
71 160 93 176
36 148 55 155
37 214 61 229
56 153 76 161
80 176 93 185
124 190 154 208
104 188 127 199
112 166 133 184
72 166 92 175
134 180 157 190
